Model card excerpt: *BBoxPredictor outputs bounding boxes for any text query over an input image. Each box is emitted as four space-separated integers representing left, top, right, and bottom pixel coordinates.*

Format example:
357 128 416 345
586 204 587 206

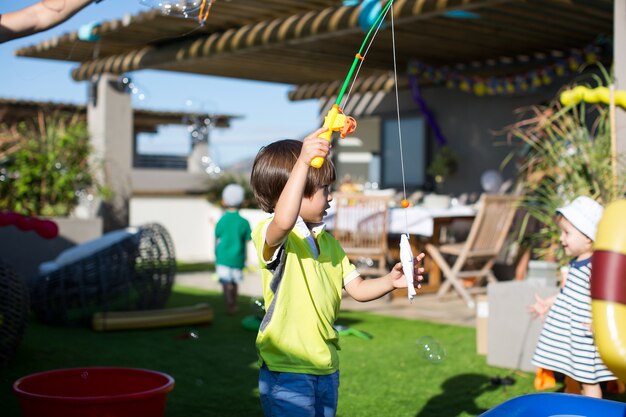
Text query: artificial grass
1 286 624 416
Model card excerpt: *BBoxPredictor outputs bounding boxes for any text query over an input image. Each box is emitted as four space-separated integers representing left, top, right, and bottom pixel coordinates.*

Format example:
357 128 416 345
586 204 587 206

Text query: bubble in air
416 336 446 364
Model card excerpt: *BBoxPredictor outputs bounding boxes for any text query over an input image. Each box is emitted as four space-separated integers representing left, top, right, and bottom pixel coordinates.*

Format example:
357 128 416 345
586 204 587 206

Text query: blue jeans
259 365 340 417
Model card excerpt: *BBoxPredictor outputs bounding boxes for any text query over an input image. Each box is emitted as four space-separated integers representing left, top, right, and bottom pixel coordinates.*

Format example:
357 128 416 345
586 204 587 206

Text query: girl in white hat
529 196 618 398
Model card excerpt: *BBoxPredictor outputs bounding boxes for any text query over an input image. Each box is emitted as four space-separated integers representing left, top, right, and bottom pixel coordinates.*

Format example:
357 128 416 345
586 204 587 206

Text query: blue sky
0 0 319 166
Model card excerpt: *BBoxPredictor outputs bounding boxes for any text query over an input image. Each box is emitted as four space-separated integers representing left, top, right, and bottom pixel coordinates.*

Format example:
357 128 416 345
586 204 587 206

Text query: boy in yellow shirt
249 127 425 416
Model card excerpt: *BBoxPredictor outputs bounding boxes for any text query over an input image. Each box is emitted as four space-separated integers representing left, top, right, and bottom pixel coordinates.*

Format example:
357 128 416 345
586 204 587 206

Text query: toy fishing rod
310 0 394 168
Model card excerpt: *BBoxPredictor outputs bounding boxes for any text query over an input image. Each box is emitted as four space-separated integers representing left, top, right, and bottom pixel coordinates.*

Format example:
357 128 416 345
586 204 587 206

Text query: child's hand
389 253 426 289
298 127 330 167
528 293 551 320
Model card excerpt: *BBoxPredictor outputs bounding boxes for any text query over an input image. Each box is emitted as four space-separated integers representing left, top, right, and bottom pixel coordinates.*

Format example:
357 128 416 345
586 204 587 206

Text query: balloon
2 211 21 226
358 0 382 33
560 85 626 109
36 220 59 239
15 214 35 231
480 170 503 194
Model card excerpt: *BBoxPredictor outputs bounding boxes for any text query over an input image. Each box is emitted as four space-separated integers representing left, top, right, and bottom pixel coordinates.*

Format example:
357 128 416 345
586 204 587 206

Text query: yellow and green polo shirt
252 216 359 375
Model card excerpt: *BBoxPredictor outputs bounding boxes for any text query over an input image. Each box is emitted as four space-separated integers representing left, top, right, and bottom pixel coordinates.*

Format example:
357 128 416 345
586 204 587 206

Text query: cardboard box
487 281 556 372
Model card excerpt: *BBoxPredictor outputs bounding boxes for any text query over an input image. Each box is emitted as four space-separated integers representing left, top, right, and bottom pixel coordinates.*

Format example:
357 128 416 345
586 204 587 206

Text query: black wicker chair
30 223 176 326
0 258 29 366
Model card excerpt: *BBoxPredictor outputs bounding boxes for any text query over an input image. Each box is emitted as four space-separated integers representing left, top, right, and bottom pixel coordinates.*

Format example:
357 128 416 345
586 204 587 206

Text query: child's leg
564 376 581 394
227 284 238 314
230 284 239 311
581 382 602 398
221 282 231 305
258 365 339 417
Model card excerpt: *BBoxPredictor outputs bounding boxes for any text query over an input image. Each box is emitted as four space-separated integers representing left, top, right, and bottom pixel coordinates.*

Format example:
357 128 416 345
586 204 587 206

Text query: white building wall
130 196 269 265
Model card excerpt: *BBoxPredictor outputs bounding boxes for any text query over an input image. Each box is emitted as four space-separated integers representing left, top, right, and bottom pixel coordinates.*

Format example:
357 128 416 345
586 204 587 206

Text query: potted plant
427 145 458 190
501 73 626 269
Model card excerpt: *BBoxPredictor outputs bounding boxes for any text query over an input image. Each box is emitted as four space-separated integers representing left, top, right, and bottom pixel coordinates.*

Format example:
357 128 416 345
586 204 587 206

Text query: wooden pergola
0 98 238 133
15 0 614 101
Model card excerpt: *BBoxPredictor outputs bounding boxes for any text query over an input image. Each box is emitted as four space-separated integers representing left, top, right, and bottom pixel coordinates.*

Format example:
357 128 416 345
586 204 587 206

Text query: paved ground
176 271 476 327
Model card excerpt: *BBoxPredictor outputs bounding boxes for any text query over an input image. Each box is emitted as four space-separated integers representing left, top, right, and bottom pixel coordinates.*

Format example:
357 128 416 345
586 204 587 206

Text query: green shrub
0 111 106 216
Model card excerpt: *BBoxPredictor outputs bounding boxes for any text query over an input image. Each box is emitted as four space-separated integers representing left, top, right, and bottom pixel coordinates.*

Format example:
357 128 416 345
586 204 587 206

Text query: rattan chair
30 223 176 326
0 258 29 366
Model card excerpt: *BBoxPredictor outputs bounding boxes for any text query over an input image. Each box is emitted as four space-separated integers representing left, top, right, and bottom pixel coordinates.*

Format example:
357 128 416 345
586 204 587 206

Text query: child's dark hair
250 139 336 213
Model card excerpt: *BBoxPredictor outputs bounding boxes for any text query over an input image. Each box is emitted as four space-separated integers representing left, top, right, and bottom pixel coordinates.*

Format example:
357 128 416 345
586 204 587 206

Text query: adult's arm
0 0 96 44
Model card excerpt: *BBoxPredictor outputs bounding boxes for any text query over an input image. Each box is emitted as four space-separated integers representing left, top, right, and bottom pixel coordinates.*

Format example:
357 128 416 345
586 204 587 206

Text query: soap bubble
176 329 200 340
416 336 446 364
250 297 265 319
140 0 202 18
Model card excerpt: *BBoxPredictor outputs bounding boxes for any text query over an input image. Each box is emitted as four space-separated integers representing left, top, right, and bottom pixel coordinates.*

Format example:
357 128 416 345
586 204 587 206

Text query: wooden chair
425 194 519 309
332 192 391 276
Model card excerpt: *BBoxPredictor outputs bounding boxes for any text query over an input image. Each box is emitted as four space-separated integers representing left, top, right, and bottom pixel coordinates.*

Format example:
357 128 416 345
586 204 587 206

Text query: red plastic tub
13 367 175 417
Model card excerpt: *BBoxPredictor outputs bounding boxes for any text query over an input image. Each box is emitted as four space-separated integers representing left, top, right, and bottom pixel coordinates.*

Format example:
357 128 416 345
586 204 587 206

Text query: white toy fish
400 234 417 302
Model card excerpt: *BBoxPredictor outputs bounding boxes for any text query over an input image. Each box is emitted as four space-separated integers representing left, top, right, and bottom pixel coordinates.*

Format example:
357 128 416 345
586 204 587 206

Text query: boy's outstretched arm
344 253 426 302
264 127 329 250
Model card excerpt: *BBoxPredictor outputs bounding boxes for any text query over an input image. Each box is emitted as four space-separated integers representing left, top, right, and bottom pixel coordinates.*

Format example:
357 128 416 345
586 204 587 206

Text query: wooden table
324 202 475 295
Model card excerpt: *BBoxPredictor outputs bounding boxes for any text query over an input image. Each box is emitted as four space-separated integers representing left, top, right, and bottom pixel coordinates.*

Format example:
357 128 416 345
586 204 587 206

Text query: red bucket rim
12 367 175 403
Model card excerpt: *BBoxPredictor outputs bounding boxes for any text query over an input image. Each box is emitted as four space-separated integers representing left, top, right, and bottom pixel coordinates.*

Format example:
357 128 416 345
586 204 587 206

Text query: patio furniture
425 194 519 309
332 193 391 276
30 223 176 326
0 258 29 367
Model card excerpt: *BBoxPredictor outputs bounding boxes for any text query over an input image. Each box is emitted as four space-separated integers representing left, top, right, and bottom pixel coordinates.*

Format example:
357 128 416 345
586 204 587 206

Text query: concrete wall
131 169 209 194
334 84 562 194
88 74 133 232
129 196 269 265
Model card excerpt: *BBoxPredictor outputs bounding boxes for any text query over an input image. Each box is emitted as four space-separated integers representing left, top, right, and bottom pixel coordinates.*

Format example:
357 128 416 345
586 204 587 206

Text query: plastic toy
92 303 213 331
0 211 58 239
312 0 420 304
591 199 626 381
311 0 393 168
13 367 174 417
335 324 373 340
400 234 417 301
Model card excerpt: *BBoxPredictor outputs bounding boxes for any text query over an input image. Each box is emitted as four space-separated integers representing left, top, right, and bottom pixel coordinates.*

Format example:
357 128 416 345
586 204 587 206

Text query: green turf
1 286 624 416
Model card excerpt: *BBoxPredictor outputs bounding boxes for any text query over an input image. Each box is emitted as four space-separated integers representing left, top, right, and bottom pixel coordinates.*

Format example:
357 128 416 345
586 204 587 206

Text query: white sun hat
222 184 245 207
556 196 604 241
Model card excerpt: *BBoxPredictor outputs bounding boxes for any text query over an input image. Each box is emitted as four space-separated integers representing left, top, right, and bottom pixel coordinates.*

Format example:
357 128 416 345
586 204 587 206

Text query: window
381 116 426 189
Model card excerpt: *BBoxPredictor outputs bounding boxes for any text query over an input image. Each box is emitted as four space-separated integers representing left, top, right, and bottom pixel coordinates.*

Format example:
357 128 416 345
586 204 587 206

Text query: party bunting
407 37 611 97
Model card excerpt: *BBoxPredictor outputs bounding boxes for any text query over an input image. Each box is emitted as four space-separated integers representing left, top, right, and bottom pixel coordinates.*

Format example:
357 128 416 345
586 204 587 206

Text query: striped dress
532 258 616 384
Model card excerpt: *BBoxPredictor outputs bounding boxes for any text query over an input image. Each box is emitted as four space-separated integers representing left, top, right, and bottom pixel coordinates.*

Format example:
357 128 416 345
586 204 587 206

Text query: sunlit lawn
2 285 624 416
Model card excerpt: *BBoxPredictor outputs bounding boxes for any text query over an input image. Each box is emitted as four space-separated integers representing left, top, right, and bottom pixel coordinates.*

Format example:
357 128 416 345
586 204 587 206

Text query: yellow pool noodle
92 303 214 331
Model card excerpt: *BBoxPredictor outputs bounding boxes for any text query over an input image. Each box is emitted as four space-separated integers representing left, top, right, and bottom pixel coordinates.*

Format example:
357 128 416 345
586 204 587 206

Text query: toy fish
400 234 417 302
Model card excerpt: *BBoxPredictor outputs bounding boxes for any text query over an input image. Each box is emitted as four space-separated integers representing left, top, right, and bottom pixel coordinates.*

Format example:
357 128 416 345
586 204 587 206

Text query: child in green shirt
215 184 251 315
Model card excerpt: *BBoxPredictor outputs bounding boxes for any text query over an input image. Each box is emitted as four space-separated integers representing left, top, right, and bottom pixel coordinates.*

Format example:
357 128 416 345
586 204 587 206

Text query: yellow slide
92 303 214 331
